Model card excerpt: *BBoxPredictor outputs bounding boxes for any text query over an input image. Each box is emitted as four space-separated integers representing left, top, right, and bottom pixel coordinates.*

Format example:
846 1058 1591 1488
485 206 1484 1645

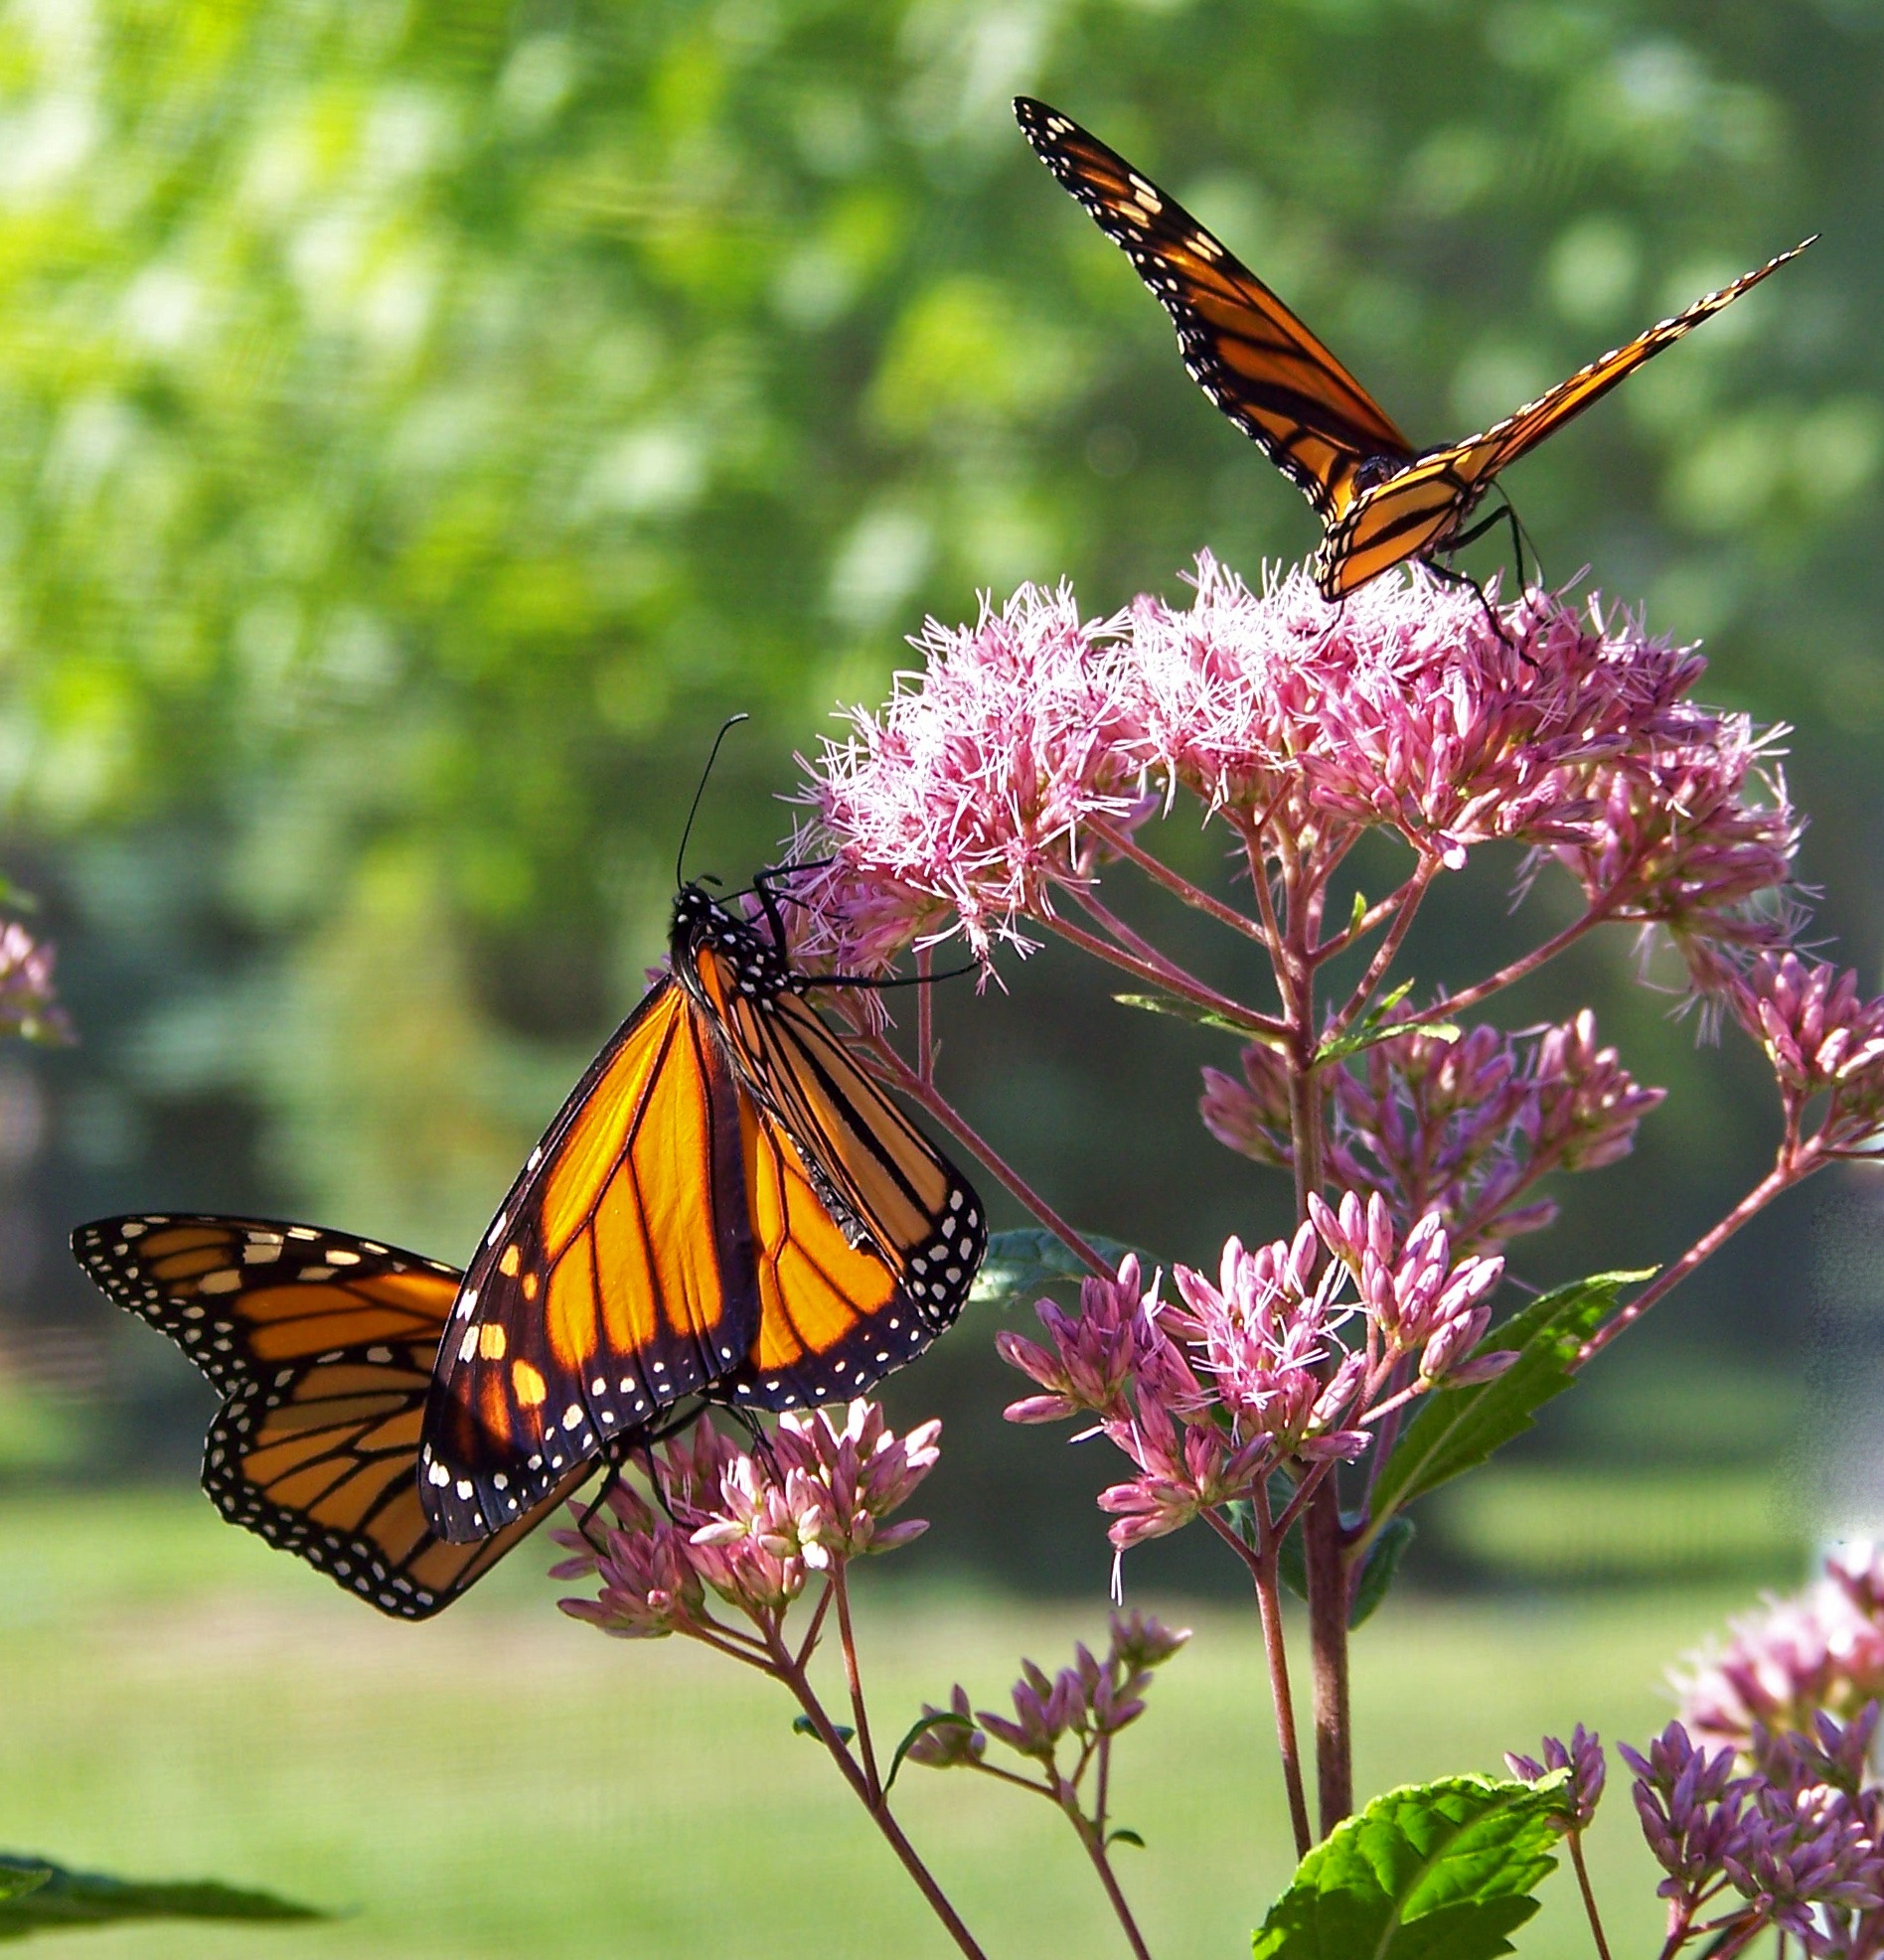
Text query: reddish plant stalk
860 1032 1116 1279
1203 1505 1312 1857
1578 1156 1800 1365
763 1625 990 1960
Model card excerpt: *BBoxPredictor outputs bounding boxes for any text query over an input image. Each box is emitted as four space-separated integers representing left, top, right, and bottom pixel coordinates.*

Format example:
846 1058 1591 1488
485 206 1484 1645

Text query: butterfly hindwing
70 1215 582 1618
1316 238 1817 599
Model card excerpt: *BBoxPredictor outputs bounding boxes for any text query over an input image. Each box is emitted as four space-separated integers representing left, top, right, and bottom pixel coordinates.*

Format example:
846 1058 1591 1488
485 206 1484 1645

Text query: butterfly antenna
676 713 750 890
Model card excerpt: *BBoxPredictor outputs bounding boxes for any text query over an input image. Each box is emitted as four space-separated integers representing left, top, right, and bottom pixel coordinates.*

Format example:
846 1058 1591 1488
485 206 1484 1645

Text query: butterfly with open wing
1015 96 1813 601
415 870 988 1544
70 1215 589 1618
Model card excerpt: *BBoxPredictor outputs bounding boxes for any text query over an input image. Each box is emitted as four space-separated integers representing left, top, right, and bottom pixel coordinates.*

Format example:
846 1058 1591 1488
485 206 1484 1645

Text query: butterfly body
418 880 985 1544
70 1216 579 1618
1016 96 1812 598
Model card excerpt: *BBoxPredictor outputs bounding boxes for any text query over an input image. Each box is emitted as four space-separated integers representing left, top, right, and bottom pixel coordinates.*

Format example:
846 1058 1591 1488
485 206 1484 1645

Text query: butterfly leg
1421 555 1524 659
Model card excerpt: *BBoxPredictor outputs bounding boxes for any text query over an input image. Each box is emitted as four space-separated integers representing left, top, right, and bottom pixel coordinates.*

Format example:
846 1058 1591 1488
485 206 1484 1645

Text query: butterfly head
671 880 793 1002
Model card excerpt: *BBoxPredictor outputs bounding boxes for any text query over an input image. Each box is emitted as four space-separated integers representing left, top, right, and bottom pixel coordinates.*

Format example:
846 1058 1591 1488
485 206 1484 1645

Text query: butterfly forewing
1014 96 1413 519
71 1216 582 1618
419 980 761 1543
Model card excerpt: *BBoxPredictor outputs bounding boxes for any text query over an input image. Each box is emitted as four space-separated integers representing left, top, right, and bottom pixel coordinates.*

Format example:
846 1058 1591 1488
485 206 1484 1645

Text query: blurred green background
0 0 1879 1943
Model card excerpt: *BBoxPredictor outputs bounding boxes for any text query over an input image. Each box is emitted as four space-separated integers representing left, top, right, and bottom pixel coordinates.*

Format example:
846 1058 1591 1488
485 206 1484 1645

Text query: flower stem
1567 1833 1614 1960
1071 1812 1156 1960
1203 1507 1312 1857
766 1630 989 1960
1086 815 1273 948
1046 910 1287 1040
1389 902 1610 1032
831 1565 881 1802
1577 1157 1800 1364
1319 857 1437 1043
861 1033 1117 1278
1281 868 1352 1837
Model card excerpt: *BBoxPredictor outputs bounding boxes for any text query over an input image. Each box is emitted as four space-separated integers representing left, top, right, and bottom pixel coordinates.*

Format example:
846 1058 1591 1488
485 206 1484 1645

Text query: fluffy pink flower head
1534 709 1799 956
1677 1548 1884 1755
1505 1725 1607 1831
1164 1224 1366 1453
998 1255 1165 1424
1122 558 1692 865
1206 1012 1664 1255
795 553 1792 974
1310 1190 1508 1385
768 1401 941 1564
1729 952 1884 1149
797 579 1142 963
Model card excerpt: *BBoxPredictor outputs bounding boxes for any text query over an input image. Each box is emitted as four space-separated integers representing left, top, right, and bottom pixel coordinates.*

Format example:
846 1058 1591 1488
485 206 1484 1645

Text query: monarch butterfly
1015 96 1813 600
416 871 987 1544
70 1216 585 1617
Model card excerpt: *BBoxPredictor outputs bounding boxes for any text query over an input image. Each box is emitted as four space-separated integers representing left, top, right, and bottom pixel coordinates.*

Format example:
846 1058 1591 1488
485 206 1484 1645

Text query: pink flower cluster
554 1403 940 1638
1727 953 1884 1153
797 556 1797 968
0 920 66 1044
1505 1724 1607 1831
1202 1012 1664 1253
1624 1712 1884 1956
999 1205 1510 1557
906 1609 1188 1773
1678 1544 1884 1753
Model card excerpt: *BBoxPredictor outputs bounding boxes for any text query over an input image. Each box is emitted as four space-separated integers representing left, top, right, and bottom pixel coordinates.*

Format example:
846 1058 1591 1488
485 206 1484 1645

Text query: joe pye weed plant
551 554 1884 1957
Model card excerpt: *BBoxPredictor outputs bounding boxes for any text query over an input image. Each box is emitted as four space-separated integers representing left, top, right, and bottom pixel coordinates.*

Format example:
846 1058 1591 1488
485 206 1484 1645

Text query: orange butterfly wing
1015 96 1412 521
70 1215 584 1618
1316 238 1816 599
419 886 986 1544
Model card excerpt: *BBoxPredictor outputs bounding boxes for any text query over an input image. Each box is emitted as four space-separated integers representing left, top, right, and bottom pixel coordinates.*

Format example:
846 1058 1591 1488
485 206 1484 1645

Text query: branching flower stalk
787 554 1884 1841
553 1406 991 1960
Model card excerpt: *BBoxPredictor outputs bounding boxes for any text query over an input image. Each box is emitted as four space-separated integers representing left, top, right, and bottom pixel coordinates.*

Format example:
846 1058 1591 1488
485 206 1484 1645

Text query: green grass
0 1488 1769 1957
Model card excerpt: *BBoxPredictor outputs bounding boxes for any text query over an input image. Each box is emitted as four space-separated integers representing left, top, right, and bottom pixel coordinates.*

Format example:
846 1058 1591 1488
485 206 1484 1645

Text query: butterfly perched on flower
416 871 988 1544
1015 96 1813 600
71 1216 584 1617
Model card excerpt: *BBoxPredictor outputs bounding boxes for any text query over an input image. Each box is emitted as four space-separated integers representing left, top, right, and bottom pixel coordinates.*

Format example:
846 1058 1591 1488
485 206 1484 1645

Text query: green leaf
0 1859 321 1938
969 1229 1149 1307
1112 993 1283 1044
1349 889 1368 934
1316 983 1460 1067
1350 1516 1416 1627
792 1716 855 1744
1249 1775 1565 1960
1107 1828 1146 1850
1369 1271 1652 1527
883 1713 976 1793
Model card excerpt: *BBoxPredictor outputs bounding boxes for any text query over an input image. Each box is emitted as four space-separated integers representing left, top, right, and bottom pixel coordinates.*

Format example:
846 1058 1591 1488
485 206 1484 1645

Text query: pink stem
861 1034 1117 1279
1311 865 1427 964
832 1565 881 1801
1319 858 1439 1044
1577 1156 1803 1365
1086 814 1272 948
1047 909 1287 1040
1203 1506 1312 1857
764 1626 989 1960
1568 1834 1614 1960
